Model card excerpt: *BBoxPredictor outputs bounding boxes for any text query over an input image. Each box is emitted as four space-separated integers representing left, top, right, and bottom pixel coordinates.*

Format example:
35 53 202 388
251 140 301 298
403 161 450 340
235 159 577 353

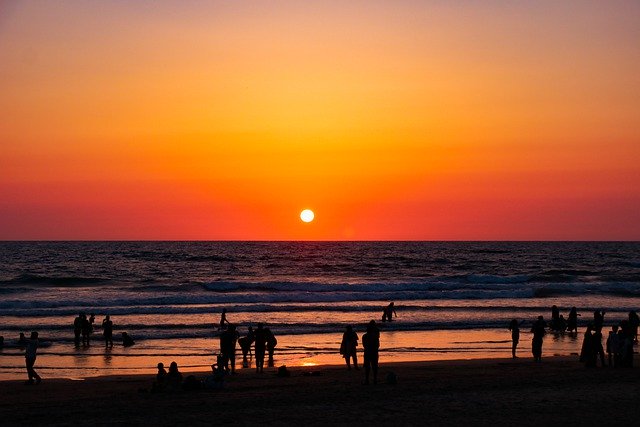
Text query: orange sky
1 1 639 240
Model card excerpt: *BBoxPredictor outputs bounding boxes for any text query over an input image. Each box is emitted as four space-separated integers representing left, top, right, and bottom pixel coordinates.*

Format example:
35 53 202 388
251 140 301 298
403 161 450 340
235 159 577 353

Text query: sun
300 209 315 223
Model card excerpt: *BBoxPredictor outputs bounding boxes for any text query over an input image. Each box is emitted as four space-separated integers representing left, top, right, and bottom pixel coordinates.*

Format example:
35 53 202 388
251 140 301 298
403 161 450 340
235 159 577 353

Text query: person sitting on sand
25 331 41 385
340 325 359 370
102 315 113 348
166 361 183 392
530 316 546 362
381 302 397 322
152 362 167 392
122 332 135 347
362 320 380 385
204 362 226 390
508 319 524 358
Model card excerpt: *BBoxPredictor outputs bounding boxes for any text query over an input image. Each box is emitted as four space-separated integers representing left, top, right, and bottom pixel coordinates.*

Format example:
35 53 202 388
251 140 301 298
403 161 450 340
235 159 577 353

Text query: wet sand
1 356 639 426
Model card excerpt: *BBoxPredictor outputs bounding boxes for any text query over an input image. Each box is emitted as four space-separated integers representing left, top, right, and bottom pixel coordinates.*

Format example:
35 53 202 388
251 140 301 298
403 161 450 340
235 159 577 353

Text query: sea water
1 241 639 379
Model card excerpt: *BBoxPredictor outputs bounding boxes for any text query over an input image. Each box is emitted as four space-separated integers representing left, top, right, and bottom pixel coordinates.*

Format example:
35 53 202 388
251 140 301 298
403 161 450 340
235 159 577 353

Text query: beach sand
1 356 639 426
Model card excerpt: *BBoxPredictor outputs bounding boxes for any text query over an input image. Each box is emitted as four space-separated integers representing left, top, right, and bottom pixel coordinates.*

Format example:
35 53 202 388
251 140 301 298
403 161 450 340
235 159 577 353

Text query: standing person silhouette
381 302 397 322
25 332 41 385
531 316 546 362
219 324 240 374
253 323 268 373
266 328 277 368
566 307 580 333
508 319 524 358
362 320 380 384
102 315 113 348
340 325 359 370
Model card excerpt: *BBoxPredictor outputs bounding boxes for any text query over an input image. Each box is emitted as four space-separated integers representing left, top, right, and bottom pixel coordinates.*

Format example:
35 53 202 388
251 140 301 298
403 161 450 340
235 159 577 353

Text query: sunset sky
1 0 639 240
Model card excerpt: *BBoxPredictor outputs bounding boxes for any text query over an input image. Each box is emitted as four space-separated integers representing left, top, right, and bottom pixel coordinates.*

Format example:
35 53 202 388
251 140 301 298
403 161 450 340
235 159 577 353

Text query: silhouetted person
73 313 83 346
254 323 268 373
619 320 634 368
0 336 3 347
566 307 579 333
152 362 167 392
18 332 27 346
551 305 560 331
606 325 619 368
266 328 277 368
530 316 546 362
219 308 230 330
219 324 239 373
557 315 566 333
381 302 397 322
340 325 359 369
166 361 182 392
508 319 524 358
238 326 254 368
362 320 380 384
204 362 226 390
25 331 41 384
81 313 90 346
122 332 135 347
580 324 596 368
102 315 113 348
629 310 639 343
593 309 605 333
593 327 606 367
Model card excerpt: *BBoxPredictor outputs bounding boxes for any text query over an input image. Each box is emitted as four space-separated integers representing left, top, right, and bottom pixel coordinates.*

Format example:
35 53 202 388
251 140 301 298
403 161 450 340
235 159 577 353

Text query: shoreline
2 355 639 425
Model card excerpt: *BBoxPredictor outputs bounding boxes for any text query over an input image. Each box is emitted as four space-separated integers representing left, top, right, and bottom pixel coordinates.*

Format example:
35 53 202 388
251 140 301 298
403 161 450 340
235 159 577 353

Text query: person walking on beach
362 320 380 384
102 315 113 348
531 316 546 362
254 323 268 373
508 319 524 358
606 325 619 367
593 309 605 332
25 331 41 385
382 302 397 322
340 325 359 369
592 326 606 367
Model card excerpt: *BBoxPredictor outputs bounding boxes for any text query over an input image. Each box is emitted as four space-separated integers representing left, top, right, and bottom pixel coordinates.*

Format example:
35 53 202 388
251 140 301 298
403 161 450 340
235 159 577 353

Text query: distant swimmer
122 332 135 347
381 302 397 322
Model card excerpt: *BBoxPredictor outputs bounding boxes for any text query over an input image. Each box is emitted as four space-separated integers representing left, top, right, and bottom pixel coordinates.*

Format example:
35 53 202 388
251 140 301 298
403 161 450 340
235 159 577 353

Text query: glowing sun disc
300 209 315 223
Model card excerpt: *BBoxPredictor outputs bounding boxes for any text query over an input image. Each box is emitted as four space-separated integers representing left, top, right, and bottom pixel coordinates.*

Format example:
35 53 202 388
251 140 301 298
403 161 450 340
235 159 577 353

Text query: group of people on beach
509 306 639 367
72 313 133 348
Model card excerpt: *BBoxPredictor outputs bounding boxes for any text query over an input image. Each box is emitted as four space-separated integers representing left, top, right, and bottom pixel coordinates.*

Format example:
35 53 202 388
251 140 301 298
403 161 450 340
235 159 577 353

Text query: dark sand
1 356 639 426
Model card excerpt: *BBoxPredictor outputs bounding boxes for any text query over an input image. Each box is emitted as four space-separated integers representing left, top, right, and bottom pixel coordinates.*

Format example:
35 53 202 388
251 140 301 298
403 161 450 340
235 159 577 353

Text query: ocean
1 241 639 380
